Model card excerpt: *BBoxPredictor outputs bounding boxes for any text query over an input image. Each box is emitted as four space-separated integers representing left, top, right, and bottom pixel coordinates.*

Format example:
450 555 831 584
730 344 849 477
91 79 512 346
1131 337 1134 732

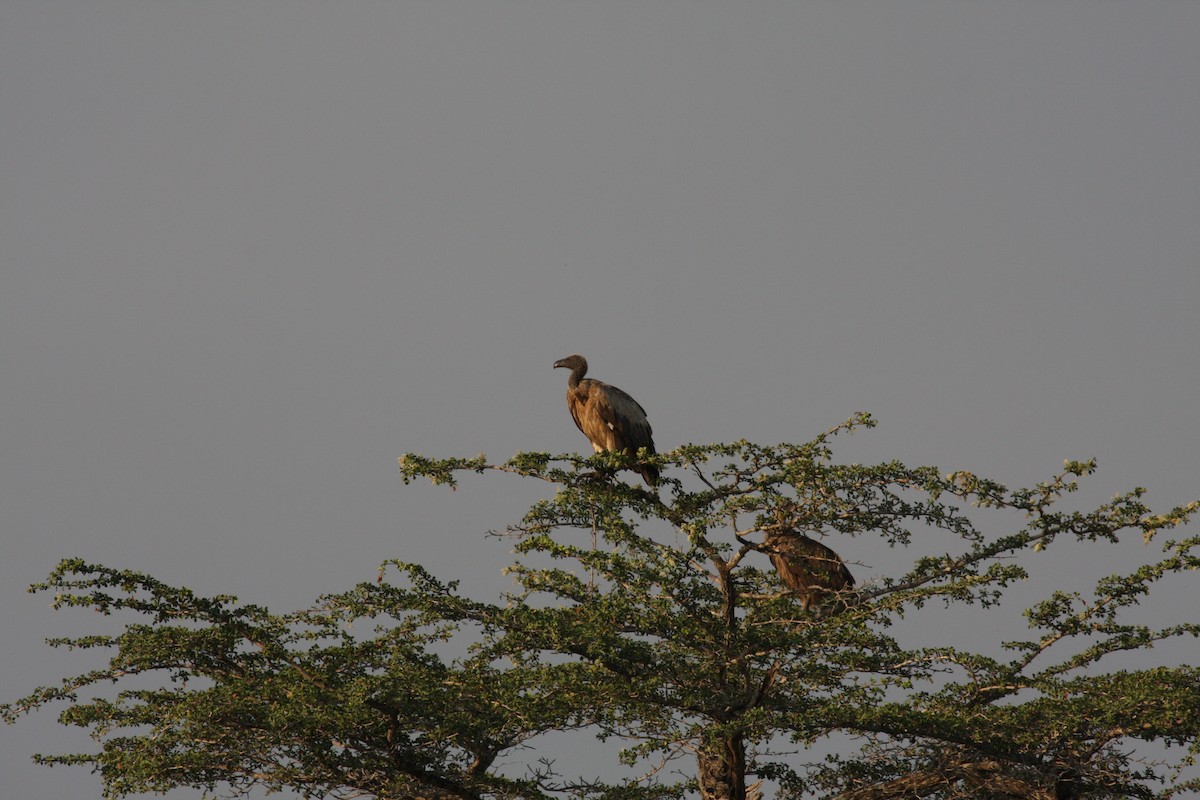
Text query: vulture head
553 354 588 375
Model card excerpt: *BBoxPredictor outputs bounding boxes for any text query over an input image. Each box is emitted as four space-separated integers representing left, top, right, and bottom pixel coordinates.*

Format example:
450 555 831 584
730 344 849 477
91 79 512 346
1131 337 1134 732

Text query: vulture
553 354 659 486
762 528 856 614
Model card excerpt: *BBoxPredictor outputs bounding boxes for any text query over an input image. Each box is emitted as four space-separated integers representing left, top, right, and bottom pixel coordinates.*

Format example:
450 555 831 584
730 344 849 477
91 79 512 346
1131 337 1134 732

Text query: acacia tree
6 414 1200 799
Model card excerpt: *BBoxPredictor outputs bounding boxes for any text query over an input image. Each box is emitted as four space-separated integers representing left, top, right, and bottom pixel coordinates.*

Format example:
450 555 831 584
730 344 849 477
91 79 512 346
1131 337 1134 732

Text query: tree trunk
696 734 761 800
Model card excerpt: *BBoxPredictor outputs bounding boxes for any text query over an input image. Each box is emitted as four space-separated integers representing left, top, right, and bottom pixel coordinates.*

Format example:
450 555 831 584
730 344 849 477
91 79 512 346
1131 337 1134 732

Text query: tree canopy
6 414 1200 799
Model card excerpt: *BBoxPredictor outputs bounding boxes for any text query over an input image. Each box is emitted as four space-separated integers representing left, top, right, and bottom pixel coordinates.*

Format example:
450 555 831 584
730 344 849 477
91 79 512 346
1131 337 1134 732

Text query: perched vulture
553 354 659 486
762 528 856 613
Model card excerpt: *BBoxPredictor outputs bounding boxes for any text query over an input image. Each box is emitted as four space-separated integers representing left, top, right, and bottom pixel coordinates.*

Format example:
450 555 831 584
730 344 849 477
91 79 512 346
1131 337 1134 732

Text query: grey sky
2 3 1198 797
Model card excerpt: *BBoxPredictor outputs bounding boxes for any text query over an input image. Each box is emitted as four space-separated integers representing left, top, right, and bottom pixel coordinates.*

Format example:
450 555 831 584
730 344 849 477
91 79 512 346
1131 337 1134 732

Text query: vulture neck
565 362 588 391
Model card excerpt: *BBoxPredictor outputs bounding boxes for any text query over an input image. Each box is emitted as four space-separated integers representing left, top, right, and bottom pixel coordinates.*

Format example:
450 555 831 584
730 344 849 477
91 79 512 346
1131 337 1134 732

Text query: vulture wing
594 385 654 455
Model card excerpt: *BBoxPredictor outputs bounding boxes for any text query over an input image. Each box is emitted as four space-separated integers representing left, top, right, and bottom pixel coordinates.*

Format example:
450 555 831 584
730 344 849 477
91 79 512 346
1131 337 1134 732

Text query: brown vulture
553 354 659 486
762 528 856 613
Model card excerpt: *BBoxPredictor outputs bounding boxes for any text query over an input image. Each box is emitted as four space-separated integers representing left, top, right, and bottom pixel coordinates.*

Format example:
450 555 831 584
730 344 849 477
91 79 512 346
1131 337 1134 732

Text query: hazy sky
2 3 1198 798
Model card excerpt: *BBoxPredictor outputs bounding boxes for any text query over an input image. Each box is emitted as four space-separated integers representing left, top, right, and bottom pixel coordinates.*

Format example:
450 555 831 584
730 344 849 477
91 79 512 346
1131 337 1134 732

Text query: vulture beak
553 358 568 369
